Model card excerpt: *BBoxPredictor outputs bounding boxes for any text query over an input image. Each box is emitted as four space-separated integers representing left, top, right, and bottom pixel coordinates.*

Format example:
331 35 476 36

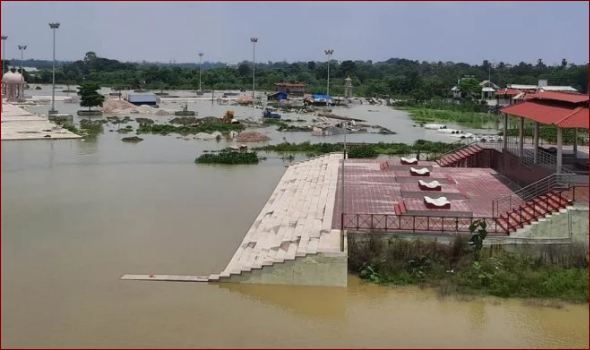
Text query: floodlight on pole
1 36 6 110
17 45 27 71
198 52 204 93
324 49 334 107
250 37 258 101
49 22 60 115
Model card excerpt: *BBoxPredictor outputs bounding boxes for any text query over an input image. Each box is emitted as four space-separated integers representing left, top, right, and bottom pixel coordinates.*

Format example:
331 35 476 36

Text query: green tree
468 219 488 261
77 83 105 111
458 77 480 99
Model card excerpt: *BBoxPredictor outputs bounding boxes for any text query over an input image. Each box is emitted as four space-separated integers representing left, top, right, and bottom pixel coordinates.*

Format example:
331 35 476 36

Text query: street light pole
49 22 60 115
2 36 8 74
198 52 203 93
250 37 257 102
18 45 26 72
1 36 6 111
324 49 333 107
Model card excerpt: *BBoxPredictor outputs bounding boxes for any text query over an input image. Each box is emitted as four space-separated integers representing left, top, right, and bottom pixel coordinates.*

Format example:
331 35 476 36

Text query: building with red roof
500 91 588 173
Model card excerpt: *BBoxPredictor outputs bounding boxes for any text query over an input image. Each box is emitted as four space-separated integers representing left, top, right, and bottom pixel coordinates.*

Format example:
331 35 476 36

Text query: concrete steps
211 153 343 281
436 144 483 167
496 190 573 234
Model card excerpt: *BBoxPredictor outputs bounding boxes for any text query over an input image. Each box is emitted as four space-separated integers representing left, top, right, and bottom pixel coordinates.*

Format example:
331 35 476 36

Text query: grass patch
403 107 498 129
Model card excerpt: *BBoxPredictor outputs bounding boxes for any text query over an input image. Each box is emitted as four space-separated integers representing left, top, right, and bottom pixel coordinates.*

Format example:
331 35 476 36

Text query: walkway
1 103 80 140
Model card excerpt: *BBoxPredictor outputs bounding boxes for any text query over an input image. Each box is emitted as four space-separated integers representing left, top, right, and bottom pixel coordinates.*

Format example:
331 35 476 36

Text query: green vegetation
349 236 588 302
79 119 105 137
77 83 105 111
27 52 588 98
137 120 243 136
195 151 259 164
404 106 498 128
117 125 134 134
60 122 79 134
253 140 461 158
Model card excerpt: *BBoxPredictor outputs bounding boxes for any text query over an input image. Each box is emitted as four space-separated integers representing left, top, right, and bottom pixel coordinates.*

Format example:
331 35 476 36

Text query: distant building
275 82 305 96
495 80 579 107
479 80 499 101
344 76 353 98
507 80 577 93
267 91 288 101
126 92 159 106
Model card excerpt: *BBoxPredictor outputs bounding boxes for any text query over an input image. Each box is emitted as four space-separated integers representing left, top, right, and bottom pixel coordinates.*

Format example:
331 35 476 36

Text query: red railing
497 185 586 232
341 213 508 235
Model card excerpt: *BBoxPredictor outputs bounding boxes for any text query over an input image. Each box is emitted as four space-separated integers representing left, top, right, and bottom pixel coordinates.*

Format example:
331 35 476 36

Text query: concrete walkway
1 103 80 140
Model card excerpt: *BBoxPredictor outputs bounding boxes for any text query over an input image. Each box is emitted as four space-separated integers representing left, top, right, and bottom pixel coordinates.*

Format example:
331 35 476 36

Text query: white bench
401 156 418 165
424 196 451 209
410 167 430 176
418 180 442 191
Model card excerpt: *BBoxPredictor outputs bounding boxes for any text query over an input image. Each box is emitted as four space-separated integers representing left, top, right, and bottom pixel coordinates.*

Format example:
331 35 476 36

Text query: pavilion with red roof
500 91 589 173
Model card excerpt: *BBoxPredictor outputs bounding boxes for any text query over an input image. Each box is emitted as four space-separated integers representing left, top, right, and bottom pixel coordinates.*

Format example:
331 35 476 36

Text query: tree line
23 52 589 99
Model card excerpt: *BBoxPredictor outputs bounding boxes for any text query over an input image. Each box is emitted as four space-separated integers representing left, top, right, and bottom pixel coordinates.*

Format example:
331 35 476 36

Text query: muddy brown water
2 95 587 348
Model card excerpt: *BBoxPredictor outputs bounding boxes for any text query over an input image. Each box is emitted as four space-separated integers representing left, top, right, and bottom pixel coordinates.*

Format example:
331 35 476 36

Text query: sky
1 1 588 65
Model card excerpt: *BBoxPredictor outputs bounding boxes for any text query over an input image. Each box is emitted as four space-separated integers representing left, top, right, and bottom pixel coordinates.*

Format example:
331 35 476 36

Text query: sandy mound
235 131 270 142
102 99 137 113
102 98 170 116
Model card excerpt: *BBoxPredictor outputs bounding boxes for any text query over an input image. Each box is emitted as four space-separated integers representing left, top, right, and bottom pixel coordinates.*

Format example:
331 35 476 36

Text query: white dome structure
2 70 26 102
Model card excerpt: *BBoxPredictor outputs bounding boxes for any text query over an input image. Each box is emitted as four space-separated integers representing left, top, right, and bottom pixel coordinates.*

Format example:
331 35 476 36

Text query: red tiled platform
332 159 516 229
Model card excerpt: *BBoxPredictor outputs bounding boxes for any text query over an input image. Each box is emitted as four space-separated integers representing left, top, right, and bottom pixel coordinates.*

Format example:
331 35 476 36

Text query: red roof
501 101 588 129
527 91 588 104
555 107 589 128
495 88 521 96
275 82 305 87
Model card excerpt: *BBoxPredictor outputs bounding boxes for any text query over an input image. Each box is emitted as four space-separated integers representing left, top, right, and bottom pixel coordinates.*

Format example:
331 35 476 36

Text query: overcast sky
1 1 588 65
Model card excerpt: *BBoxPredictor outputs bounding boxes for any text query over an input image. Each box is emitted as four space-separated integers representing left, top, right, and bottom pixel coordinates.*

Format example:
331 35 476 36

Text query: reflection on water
2 89 588 348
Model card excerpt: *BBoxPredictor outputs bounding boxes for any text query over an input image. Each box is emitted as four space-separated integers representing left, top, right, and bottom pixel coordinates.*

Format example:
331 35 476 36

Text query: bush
195 151 259 164
349 237 589 302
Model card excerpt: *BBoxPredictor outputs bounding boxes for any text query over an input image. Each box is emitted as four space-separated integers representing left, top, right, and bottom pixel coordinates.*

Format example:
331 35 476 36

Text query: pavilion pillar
518 117 524 157
533 122 539 164
556 127 563 174
573 128 578 159
502 114 508 151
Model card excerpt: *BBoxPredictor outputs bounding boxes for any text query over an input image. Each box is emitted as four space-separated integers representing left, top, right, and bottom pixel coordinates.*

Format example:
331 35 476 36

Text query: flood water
2 88 587 348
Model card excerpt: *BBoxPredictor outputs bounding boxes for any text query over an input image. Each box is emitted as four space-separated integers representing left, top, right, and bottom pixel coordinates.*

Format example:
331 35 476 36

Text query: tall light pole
250 37 257 101
324 49 334 107
17 45 27 72
49 22 60 115
198 52 204 93
1 36 6 110
1 36 7 74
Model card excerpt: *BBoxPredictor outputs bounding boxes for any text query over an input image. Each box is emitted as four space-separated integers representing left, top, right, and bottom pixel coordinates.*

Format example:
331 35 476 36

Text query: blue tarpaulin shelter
268 91 288 101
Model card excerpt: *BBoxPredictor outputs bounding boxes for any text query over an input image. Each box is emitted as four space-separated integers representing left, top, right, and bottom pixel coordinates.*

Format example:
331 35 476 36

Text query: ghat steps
122 153 344 284
210 153 343 281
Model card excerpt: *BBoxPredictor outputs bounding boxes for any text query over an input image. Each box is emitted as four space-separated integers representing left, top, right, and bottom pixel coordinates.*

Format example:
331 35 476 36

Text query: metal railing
493 185 586 232
491 173 586 217
341 213 508 235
